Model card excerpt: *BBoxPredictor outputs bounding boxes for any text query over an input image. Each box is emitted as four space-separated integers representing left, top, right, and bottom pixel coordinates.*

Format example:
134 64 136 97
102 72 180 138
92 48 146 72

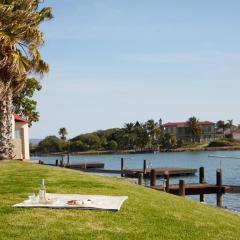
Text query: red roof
163 121 215 127
13 113 28 123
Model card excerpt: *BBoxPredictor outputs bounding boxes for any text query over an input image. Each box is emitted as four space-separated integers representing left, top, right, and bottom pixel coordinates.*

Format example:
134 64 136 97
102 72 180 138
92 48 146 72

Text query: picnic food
67 200 79 205
46 198 58 204
67 199 93 205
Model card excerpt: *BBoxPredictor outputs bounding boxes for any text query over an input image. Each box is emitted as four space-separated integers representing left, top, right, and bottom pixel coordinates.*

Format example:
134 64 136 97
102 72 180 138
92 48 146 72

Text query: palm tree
216 120 233 137
187 117 202 143
161 132 176 149
216 120 225 130
123 123 135 149
216 120 226 136
0 1 52 159
227 120 234 138
58 128 68 140
145 119 158 149
133 121 148 150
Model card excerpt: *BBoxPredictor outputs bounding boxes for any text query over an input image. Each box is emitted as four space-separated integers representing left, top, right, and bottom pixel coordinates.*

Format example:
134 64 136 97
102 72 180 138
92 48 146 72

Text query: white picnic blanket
13 194 128 211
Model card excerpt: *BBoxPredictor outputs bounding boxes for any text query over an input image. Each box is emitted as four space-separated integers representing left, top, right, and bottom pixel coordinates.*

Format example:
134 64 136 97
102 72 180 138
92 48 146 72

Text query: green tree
123 123 136 149
216 120 225 131
72 133 101 150
0 1 52 159
226 119 234 138
145 119 158 149
37 136 67 153
109 140 118 151
161 132 176 149
133 122 148 150
58 127 68 140
70 140 88 152
187 117 202 142
216 120 233 137
12 78 41 126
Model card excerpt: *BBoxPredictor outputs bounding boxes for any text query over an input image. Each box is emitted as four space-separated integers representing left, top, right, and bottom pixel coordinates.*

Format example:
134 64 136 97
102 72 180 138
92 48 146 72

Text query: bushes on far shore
32 136 68 153
208 138 240 147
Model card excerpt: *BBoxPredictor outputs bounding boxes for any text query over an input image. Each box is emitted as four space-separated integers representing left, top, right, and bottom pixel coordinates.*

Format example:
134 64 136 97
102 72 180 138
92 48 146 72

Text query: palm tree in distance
58 128 68 140
216 120 227 136
187 117 202 143
227 119 234 138
123 123 135 149
145 119 158 150
216 120 234 138
0 1 53 159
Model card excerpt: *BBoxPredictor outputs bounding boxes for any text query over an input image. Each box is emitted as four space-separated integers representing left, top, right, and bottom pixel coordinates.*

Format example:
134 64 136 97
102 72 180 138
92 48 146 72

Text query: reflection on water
32 150 240 212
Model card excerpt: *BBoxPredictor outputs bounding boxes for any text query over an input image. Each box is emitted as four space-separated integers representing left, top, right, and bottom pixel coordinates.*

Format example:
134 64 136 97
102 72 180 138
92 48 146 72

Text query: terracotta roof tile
13 113 28 123
163 121 215 127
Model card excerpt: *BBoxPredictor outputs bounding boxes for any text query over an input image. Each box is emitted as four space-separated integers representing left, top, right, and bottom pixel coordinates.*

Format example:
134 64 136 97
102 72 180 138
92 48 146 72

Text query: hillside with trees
32 117 240 154
34 119 178 154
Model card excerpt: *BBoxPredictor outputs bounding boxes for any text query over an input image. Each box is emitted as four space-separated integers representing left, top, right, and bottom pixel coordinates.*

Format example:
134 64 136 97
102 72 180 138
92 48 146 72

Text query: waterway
32 150 240 212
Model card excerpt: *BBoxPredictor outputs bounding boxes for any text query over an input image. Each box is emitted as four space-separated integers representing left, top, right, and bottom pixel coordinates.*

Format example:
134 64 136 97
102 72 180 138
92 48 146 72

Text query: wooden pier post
150 169 156 186
121 158 124 177
67 154 70 166
164 171 170 192
216 168 223 207
179 180 185 197
55 159 58 166
60 155 64 167
143 160 147 176
138 172 143 185
199 167 205 202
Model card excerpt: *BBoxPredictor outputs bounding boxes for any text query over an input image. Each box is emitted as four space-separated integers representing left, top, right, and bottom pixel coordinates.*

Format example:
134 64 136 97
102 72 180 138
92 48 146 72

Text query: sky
30 0 240 139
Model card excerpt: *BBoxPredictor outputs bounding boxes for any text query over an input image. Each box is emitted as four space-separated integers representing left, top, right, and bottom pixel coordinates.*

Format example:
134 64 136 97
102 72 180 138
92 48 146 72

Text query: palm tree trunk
0 89 14 160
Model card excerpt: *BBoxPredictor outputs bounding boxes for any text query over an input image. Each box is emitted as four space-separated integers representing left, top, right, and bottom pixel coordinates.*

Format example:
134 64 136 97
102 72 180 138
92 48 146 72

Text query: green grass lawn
0 161 240 240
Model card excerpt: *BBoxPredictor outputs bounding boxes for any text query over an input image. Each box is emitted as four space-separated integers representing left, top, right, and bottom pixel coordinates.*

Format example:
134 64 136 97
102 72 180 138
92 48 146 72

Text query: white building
233 129 240 141
12 113 30 160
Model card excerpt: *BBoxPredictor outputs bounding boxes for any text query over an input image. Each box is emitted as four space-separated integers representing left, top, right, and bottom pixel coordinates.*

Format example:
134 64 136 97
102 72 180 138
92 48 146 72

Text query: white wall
22 123 30 159
13 119 30 160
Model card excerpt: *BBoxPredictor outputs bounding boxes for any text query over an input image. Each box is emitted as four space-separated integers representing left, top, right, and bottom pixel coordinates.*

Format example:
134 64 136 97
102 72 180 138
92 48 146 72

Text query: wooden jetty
148 167 240 207
40 160 105 169
80 158 196 178
81 167 197 178
65 162 105 170
151 183 226 195
39 158 197 179
151 183 240 195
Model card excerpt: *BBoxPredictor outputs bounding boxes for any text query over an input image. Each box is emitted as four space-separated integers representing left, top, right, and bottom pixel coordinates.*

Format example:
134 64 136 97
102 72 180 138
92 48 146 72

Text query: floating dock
81 167 197 178
40 158 197 179
45 161 105 169
65 162 105 170
150 183 240 196
148 167 240 207
151 183 226 195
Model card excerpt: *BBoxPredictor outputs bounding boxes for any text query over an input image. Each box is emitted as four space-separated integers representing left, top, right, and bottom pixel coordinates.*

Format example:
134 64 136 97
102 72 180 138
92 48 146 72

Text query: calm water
32 151 240 212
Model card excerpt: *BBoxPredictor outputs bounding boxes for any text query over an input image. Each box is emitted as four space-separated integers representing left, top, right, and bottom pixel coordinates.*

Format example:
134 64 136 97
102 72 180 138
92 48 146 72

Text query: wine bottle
39 179 46 204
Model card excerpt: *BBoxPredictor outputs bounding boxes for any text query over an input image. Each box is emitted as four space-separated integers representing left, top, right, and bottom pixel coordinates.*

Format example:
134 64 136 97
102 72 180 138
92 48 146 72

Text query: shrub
208 140 234 147
37 136 67 153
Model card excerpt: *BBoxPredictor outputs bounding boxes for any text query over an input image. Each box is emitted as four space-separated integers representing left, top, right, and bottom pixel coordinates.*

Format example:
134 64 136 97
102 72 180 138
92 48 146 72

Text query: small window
15 128 21 139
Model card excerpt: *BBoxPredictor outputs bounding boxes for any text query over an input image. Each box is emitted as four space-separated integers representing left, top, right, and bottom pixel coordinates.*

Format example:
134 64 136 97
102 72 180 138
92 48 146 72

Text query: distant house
163 121 215 142
216 125 238 139
233 129 240 141
12 113 30 160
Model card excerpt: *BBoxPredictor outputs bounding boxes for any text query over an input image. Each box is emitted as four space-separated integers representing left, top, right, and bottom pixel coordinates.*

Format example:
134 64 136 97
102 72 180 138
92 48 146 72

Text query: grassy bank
0 161 240 240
